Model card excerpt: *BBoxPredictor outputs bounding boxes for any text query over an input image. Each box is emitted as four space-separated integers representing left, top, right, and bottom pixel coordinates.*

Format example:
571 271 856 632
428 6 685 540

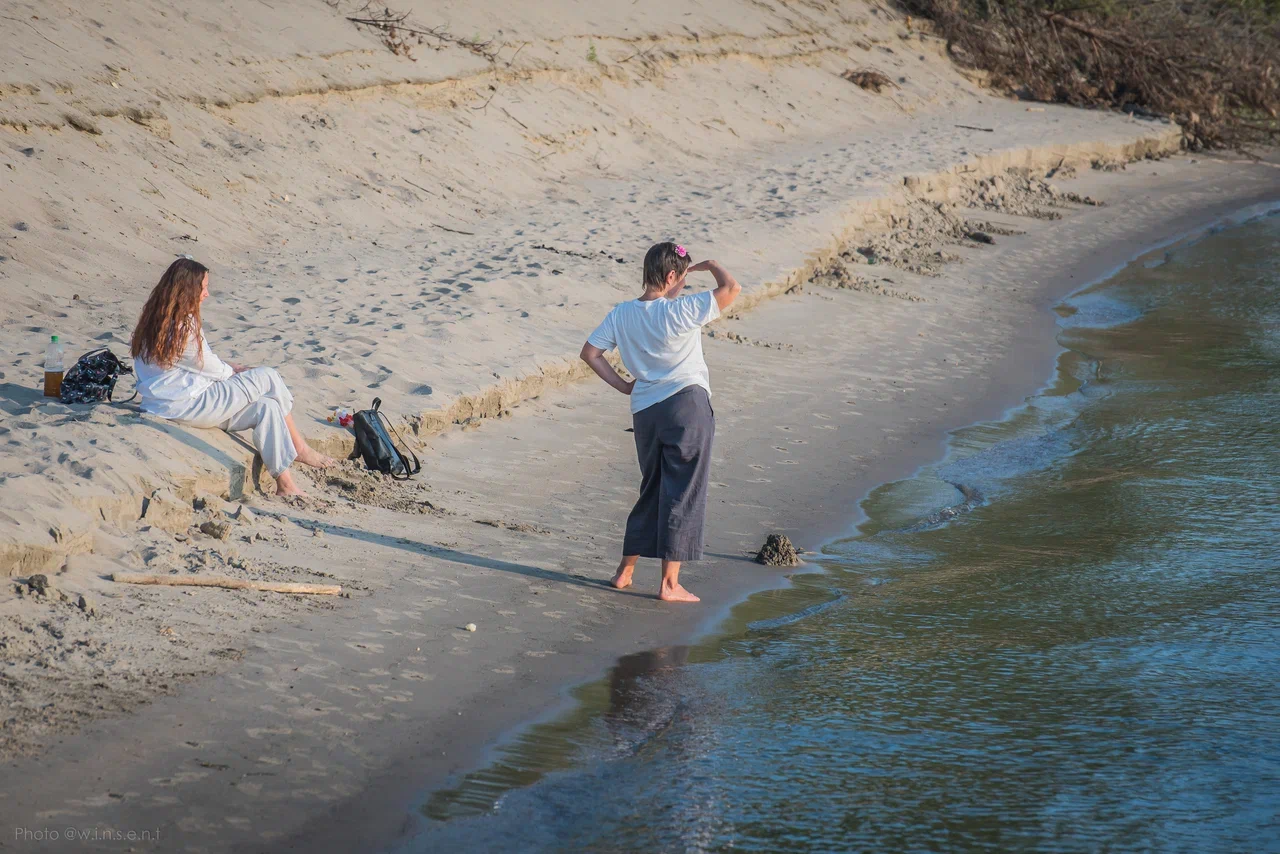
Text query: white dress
135 329 297 476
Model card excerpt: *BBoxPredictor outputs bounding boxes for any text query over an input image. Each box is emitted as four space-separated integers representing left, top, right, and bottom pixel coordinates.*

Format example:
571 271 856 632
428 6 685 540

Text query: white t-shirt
134 327 234 418
587 290 721 413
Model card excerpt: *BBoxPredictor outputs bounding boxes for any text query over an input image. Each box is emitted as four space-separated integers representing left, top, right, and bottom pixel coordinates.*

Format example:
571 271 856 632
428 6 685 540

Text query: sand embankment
2 0 1178 573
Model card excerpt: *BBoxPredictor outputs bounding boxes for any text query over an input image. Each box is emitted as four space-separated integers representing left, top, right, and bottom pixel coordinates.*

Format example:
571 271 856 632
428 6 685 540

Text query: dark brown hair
131 257 209 369
643 242 690 291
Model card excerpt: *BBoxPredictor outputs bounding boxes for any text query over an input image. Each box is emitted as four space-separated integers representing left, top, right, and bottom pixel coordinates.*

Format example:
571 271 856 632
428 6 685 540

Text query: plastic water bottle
43 335 63 397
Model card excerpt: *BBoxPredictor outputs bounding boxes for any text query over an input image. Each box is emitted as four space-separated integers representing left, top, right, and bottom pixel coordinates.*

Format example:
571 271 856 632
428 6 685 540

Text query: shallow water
399 212 1280 852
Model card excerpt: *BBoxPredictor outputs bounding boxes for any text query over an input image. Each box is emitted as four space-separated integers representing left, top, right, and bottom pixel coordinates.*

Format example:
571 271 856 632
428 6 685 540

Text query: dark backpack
349 397 420 479
60 348 134 405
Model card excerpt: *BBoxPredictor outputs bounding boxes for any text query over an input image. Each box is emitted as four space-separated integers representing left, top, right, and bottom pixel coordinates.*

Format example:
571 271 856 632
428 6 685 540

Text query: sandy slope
1 0 1178 572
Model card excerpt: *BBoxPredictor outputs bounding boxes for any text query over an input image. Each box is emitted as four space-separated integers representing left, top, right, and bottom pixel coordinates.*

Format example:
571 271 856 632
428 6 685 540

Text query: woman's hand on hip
622 379 635 396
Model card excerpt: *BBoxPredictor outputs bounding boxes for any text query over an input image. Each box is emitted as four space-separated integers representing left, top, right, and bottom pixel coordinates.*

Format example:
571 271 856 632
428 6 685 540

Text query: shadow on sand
278 514 645 596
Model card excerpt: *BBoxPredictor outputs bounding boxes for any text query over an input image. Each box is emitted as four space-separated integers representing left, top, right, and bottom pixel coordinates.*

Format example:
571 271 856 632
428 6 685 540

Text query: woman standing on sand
580 242 742 602
131 257 335 497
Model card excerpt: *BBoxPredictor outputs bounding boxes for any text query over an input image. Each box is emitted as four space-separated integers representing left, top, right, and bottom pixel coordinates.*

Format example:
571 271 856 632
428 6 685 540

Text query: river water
399 211 1280 852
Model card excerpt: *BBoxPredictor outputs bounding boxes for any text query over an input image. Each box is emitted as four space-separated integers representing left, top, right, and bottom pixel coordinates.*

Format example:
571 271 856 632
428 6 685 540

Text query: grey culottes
623 385 715 562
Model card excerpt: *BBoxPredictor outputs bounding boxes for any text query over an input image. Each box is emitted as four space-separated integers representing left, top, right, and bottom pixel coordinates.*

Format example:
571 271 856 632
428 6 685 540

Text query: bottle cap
51 335 58 342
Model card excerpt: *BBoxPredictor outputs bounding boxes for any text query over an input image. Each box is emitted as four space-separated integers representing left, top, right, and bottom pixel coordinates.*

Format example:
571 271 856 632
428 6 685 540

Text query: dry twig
340 3 498 62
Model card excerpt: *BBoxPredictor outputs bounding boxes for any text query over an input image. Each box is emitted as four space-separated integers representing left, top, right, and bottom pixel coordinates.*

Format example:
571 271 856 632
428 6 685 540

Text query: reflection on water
402 212 1280 852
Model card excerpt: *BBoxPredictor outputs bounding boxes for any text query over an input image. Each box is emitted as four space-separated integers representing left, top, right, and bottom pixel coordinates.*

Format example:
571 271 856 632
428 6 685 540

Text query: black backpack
349 397 420 479
60 348 134 405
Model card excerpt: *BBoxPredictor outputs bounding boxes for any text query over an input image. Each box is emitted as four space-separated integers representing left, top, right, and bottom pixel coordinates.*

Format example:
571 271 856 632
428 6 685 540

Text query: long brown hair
131 257 209 369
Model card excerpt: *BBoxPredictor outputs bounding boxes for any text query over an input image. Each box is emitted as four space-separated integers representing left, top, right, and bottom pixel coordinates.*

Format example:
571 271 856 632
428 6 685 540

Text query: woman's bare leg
612 555 640 589
285 412 337 468
658 560 699 602
274 468 307 497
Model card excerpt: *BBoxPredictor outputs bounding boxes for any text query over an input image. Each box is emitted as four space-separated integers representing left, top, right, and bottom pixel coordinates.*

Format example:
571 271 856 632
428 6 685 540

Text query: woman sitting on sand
131 257 335 497
580 242 742 602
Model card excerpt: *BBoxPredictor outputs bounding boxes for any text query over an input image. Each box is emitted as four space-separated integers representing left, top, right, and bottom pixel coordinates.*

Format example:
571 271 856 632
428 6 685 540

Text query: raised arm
688 259 742 311
580 343 635 396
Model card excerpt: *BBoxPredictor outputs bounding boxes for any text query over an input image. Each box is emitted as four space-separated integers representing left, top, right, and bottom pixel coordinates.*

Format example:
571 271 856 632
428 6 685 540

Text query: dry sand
2 0 1279 850
1 0 1180 572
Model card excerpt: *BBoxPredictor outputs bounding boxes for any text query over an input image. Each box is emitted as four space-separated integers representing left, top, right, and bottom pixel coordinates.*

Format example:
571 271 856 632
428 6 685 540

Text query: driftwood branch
500 106 529 129
1039 11 1157 59
111 573 342 595
343 3 498 62
432 223 475 235
0 14 69 53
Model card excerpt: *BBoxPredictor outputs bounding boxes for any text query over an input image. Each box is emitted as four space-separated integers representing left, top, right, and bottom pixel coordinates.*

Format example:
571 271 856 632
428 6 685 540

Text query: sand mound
756 534 801 567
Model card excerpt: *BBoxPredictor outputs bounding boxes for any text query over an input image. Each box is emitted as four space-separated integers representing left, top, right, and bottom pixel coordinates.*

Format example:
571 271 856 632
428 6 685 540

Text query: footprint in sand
292 707 331 720
399 670 432 681
345 642 385 654
150 770 213 787
246 727 292 740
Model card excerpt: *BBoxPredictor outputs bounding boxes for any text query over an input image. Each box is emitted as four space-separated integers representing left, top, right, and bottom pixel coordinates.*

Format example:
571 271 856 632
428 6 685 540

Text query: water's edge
392 199 1280 846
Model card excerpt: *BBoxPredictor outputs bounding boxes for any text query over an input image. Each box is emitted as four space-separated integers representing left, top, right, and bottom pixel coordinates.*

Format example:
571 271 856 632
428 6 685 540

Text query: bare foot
611 568 633 590
658 584 700 603
295 446 337 469
275 471 309 498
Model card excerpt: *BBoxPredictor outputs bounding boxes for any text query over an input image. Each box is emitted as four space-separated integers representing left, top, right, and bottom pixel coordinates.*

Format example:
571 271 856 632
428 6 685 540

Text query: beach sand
2 1 1279 849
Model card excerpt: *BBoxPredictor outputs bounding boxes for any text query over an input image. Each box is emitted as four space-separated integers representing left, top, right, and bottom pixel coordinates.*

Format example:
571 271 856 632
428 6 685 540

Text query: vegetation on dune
902 0 1280 149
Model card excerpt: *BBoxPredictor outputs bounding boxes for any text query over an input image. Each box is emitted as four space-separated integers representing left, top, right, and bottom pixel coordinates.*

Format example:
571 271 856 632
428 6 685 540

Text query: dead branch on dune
334 2 499 62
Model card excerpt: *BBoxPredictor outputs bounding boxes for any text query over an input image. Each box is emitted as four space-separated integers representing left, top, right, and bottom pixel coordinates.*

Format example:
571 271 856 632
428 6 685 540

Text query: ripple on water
399 214 1280 854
